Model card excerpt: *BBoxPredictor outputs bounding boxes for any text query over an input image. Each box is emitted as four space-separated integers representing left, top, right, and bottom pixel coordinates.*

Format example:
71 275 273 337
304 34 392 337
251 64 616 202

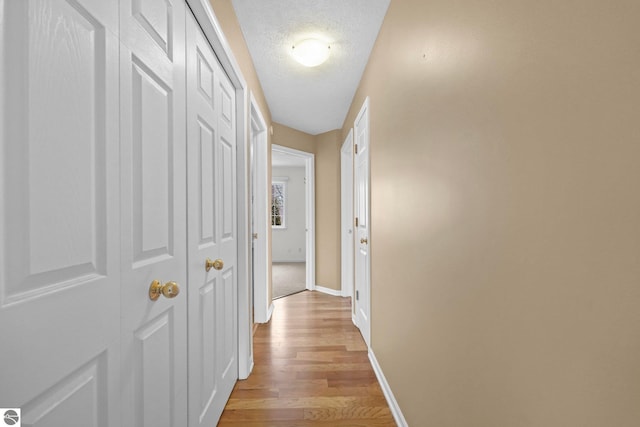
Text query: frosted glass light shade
291 39 330 67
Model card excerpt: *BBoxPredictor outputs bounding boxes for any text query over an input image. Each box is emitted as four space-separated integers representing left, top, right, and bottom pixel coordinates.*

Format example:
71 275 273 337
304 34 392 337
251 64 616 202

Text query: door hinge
355 144 358 154
356 290 359 301
355 217 359 227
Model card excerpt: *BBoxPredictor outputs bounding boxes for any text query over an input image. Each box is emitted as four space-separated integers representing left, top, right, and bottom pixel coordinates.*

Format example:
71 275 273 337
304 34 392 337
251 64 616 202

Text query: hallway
218 291 396 426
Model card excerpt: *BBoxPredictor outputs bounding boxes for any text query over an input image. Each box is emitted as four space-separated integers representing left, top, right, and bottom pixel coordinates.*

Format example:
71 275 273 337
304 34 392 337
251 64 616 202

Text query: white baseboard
314 285 342 297
369 349 408 427
239 357 254 380
352 313 357 326
266 303 275 322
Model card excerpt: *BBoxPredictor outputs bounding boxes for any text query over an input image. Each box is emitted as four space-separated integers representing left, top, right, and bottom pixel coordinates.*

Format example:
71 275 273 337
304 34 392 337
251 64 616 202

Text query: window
271 181 286 228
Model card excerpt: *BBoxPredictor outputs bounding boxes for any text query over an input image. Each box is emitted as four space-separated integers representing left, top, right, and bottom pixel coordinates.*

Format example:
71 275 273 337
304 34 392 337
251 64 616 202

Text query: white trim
354 97 371 348
250 94 270 328
340 129 354 299
186 0 252 379
266 303 275 323
271 144 315 295
314 286 342 297
352 313 357 326
369 349 409 427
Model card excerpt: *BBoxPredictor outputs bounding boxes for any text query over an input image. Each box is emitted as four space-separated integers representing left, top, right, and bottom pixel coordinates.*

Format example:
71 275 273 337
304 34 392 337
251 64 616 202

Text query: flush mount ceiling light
291 39 331 67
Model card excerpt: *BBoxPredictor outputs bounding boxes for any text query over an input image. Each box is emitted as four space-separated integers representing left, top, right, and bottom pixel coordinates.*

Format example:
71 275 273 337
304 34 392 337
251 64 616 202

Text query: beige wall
315 130 342 290
272 124 342 292
272 122 316 154
342 0 640 425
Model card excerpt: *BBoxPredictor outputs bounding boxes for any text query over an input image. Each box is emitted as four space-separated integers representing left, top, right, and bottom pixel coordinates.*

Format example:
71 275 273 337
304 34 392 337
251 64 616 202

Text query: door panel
354 99 371 347
0 0 120 425
187 13 238 426
120 1 187 426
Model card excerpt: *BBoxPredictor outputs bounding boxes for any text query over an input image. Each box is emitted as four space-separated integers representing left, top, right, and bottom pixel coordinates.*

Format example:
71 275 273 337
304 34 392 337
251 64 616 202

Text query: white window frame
271 177 288 229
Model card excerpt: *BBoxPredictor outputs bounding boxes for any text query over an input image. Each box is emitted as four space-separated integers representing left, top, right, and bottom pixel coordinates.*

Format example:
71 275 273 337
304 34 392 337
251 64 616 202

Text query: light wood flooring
218 291 396 426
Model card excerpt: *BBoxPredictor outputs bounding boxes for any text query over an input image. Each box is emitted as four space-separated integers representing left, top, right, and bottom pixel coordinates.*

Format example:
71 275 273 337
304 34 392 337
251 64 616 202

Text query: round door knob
205 258 224 272
149 280 180 301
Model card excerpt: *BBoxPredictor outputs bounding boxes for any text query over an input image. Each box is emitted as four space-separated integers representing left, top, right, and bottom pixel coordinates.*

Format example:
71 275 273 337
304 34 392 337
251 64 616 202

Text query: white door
186 14 238 426
0 0 121 425
354 99 371 347
341 130 355 299
120 1 188 426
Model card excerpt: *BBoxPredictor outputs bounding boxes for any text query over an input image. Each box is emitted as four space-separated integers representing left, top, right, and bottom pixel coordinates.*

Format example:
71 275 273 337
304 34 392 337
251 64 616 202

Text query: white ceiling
231 0 391 135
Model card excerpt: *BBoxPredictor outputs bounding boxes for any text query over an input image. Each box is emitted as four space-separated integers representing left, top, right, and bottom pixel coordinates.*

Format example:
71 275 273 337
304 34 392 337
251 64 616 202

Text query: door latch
356 290 359 301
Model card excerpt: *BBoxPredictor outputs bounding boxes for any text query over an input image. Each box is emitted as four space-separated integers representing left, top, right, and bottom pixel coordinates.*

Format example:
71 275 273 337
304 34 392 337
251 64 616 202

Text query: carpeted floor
272 262 306 299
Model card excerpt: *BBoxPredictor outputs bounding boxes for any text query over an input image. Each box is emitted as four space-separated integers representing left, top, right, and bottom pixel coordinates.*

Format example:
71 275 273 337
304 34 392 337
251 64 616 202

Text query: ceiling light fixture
291 39 331 67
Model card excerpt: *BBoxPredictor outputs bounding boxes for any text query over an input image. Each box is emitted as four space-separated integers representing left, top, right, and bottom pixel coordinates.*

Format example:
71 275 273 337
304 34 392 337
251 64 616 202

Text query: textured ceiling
231 0 390 135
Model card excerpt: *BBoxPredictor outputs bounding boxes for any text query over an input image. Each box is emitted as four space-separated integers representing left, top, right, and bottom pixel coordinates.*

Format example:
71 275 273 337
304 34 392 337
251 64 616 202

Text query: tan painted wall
272 122 316 154
341 0 640 425
315 130 342 291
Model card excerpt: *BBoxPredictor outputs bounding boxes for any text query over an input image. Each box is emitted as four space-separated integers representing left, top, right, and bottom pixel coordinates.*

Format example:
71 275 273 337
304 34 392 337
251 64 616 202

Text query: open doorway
271 145 315 299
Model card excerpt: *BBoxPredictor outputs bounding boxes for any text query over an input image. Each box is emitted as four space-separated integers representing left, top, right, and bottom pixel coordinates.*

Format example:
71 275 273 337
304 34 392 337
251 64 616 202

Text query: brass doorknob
205 258 224 272
149 280 180 301
360 238 368 244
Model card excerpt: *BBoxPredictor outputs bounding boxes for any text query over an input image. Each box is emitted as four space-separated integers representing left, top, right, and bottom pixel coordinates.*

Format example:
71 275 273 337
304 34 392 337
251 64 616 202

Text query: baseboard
266 303 275 322
369 349 408 427
314 285 342 297
352 313 357 326
239 357 254 380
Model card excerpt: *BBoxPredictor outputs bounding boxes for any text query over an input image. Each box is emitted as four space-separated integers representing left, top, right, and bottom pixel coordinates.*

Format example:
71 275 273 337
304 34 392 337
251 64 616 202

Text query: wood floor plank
217 291 396 426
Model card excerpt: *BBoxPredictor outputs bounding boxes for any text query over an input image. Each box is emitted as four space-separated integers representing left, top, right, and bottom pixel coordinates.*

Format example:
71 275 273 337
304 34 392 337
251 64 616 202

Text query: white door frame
354 97 371 347
186 0 252 379
270 144 316 292
250 94 269 326
341 130 354 299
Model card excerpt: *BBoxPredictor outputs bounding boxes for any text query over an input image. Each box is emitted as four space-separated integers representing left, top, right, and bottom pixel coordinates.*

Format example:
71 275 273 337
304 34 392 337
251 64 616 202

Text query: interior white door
119 1 188 426
341 130 355 299
0 0 121 425
186 13 238 426
354 99 371 347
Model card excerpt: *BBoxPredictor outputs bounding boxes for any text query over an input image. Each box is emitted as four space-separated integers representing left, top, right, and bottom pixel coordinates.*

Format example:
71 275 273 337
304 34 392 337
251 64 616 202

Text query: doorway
270 145 315 299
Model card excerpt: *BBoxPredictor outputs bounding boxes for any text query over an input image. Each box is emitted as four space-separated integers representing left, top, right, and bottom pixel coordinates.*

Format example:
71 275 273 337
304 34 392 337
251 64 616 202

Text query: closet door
186 13 238 426
0 0 121 425
119 0 188 426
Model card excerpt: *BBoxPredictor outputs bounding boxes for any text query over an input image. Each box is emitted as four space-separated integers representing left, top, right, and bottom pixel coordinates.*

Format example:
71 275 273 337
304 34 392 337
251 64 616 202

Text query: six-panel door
0 0 121 425
119 0 188 426
0 1 238 426
186 14 238 426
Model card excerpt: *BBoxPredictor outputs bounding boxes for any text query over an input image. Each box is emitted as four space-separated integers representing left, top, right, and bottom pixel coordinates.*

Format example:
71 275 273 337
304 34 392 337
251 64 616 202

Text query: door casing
354 97 371 347
341 129 355 299
250 94 269 325
270 144 316 296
